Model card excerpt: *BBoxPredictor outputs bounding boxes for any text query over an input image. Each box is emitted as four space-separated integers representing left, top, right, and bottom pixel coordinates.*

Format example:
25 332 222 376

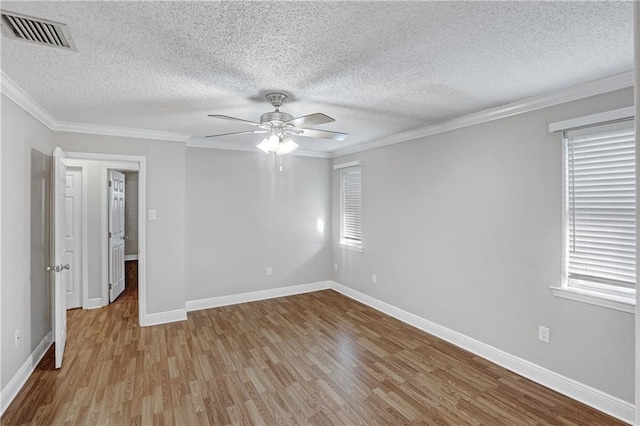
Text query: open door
109 170 126 302
53 147 68 369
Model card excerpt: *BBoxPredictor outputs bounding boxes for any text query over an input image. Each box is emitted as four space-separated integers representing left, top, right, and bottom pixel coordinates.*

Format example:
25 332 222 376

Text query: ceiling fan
206 93 348 156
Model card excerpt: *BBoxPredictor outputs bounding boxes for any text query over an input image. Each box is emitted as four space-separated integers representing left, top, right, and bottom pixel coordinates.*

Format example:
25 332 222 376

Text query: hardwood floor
113 260 139 304
1 290 624 425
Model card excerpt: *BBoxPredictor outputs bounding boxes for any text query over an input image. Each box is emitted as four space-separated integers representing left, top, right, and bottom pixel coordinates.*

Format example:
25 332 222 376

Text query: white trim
55 121 190 142
124 254 138 261
333 160 361 170
337 242 364 253
551 286 635 314
3 70 632 158
1 72 190 143
1 331 53 415
634 5 640 424
185 281 332 312
185 139 332 158
330 71 634 158
63 151 147 326
143 309 187 327
0 72 57 129
329 282 635 424
84 298 103 309
548 106 635 133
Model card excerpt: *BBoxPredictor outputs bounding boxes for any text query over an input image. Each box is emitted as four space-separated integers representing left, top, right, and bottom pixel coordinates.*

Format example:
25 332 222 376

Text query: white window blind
565 122 636 289
342 166 362 245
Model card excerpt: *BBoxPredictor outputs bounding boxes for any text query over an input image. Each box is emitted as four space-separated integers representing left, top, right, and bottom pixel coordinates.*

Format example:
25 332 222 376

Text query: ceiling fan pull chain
279 155 284 172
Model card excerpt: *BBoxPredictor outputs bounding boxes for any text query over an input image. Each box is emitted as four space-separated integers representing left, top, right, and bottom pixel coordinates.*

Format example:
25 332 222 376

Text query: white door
53 147 68 369
65 168 82 309
109 170 126 302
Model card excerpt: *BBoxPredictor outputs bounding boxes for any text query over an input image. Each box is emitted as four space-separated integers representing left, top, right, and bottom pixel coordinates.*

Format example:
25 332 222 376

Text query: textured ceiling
0 1 634 153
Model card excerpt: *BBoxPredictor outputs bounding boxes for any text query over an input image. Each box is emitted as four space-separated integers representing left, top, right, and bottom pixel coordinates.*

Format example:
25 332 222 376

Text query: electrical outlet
14 329 20 348
372 274 377 284
148 209 157 220
334 263 338 271
266 267 272 276
538 326 550 343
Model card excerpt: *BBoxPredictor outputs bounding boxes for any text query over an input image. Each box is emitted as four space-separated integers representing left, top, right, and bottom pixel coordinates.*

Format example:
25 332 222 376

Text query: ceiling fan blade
207 114 263 127
205 130 268 138
284 113 335 128
295 128 348 141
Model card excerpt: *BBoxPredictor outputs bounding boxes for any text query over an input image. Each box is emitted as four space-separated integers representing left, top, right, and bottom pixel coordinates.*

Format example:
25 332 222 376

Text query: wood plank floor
113 260 139 304
1 290 624 425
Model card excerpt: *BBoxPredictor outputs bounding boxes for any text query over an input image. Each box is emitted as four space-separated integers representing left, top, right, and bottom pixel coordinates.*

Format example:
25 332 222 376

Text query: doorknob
49 264 70 272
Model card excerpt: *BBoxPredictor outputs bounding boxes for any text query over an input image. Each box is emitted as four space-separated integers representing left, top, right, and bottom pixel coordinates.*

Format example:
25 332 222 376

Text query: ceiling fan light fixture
276 137 298 156
257 138 270 153
268 134 280 150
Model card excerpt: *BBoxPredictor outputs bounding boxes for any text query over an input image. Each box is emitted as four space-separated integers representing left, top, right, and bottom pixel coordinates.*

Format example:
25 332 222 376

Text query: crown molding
186 139 332 158
54 121 191 142
3 70 633 154
1 72 57 129
1 71 191 142
330 71 635 158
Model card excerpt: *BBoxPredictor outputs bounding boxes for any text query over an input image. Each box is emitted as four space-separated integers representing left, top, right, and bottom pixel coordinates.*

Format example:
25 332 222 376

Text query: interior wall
81 160 104 301
1 95 54 390
331 87 636 403
185 148 332 302
124 172 139 257
53 132 185 315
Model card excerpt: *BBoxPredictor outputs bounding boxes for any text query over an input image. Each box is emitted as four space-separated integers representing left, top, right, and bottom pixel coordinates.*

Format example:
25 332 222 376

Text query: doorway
120 171 139 304
60 150 147 324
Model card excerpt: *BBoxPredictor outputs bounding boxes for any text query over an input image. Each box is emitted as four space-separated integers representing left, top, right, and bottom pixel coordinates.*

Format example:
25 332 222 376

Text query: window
339 164 362 249
558 119 636 311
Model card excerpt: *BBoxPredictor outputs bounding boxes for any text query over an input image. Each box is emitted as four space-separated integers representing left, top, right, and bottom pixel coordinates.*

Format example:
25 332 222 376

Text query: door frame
65 160 90 309
66 151 147 326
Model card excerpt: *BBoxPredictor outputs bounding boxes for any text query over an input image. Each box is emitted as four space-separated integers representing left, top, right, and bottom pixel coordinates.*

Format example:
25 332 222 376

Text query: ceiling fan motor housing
260 111 293 125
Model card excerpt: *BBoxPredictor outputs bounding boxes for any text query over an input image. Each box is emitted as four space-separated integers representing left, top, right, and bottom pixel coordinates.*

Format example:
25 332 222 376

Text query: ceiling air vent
1 10 76 51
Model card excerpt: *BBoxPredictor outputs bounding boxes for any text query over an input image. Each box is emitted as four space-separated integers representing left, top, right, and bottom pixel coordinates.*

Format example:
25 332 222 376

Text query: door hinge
108 231 112 238
108 180 112 187
109 283 113 290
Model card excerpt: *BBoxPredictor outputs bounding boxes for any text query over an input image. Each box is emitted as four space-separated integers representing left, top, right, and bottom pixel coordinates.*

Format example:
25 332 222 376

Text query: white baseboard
143 308 187 327
83 297 103 310
329 281 635 424
124 254 138 261
185 280 333 312
1 331 53 415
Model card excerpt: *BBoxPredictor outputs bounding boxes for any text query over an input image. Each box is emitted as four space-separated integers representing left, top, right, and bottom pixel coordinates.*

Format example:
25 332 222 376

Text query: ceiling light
256 133 298 156
275 137 298 156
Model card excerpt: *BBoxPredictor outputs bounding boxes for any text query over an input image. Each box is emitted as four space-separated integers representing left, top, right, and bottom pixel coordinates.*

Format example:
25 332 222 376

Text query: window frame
335 161 363 251
552 112 636 313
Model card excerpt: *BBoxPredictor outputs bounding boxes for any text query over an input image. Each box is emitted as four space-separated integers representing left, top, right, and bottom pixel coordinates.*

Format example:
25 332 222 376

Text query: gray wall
331 87 636 403
185 148 332 301
53 133 185 315
1 95 54 389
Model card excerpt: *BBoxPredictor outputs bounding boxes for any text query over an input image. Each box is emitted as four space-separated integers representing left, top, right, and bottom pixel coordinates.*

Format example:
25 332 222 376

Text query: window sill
338 243 363 253
550 286 635 314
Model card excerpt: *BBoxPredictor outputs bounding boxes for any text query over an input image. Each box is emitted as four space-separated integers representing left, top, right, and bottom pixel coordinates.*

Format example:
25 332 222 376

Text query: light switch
148 209 157 220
